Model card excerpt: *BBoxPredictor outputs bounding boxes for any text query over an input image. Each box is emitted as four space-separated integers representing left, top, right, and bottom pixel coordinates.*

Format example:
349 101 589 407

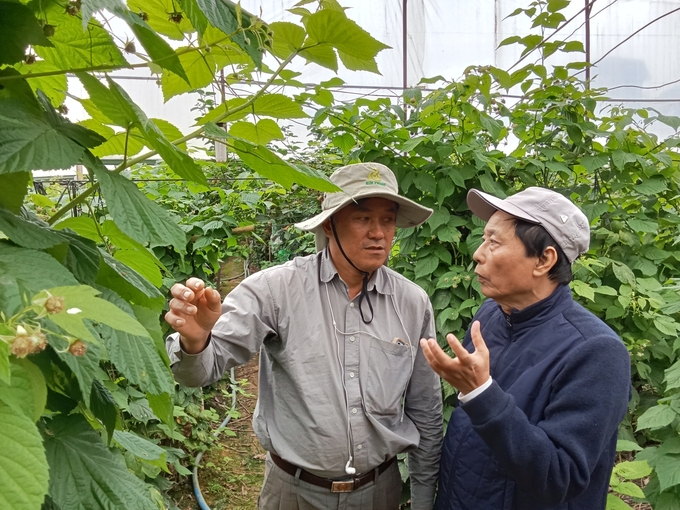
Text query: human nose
473 242 485 264
367 219 385 239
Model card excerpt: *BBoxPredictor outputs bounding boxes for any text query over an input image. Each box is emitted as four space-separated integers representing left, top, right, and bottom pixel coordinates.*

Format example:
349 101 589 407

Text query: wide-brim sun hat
295 163 433 251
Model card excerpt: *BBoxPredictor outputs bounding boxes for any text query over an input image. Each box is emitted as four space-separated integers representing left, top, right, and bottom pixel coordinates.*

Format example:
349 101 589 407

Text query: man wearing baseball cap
421 187 630 510
165 163 443 509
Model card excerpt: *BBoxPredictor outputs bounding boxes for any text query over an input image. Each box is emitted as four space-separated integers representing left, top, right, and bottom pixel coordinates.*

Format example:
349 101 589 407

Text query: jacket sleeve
404 303 443 510
460 335 630 505
166 272 278 387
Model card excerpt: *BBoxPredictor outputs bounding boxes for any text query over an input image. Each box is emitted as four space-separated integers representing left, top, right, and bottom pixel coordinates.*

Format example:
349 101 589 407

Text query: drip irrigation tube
192 366 237 510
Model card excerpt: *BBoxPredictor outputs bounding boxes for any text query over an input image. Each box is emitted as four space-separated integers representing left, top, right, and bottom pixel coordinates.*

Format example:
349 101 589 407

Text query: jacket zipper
492 313 514 378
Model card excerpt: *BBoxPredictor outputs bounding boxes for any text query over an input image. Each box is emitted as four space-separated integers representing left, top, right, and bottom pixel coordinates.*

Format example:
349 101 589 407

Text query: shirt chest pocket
362 338 414 416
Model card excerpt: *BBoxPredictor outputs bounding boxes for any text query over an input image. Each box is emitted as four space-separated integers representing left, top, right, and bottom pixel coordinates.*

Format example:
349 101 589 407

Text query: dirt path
171 354 265 510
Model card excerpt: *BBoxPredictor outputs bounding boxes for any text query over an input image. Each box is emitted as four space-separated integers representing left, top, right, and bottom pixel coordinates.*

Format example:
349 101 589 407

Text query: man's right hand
165 278 222 354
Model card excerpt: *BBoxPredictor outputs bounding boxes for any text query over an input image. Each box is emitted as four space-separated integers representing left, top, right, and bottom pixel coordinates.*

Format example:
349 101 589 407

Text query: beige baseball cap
467 187 590 263
295 163 433 251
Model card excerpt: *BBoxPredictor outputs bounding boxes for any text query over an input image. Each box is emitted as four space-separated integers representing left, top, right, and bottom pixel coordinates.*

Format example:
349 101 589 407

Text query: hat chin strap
330 217 374 324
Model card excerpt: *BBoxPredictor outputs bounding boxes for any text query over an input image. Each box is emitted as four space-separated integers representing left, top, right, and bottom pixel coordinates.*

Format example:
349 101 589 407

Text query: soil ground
171 354 266 510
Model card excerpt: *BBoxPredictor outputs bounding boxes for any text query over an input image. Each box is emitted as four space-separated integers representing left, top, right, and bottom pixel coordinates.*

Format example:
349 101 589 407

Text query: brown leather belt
270 453 396 493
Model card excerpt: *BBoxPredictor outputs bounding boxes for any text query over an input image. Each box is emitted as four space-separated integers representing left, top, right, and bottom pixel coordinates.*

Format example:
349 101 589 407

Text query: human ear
534 246 558 277
322 218 333 237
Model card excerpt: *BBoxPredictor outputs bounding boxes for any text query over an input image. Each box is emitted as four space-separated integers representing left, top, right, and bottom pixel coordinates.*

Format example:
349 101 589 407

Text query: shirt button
351 408 357 414
349 302 355 308
349 336 355 342
357 444 363 450
349 372 355 378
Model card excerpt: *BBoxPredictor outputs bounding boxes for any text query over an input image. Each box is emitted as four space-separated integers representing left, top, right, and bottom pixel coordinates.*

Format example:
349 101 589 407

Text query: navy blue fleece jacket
435 284 631 510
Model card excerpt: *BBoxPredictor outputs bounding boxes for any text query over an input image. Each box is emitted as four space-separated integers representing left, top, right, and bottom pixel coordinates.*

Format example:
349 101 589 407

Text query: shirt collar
319 248 394 295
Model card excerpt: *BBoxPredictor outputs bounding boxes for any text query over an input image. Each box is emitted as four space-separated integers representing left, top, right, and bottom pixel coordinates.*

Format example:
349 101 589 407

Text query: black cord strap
330 218 374 324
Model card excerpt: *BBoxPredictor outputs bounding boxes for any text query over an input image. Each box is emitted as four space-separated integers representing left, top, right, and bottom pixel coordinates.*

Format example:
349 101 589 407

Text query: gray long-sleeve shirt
167 250 442 508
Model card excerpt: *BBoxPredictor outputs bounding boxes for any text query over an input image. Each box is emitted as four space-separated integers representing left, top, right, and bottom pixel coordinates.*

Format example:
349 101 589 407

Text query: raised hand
420 321 490 395
165 278 223 354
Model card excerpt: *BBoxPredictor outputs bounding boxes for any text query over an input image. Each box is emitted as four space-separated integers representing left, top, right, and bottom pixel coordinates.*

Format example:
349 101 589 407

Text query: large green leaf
96 325 175 395
303 10 389 73
44 414 157 510
114 8 190 84
105 79 206 183
101 220 168 272
77 73 137 129
90 378 117 441
114 250 163 287
0 172 30 214
0 2 52 66
0 99 87 174
228 119 284 144
13 60 67 108
0 359 47 422
160 47 216 101
0 404 49 510
0 242 78 315
52 230 101 285
127 0 194 40
33 5 127 70
53 216 102 243
80 0 126 27
637 405 678 431
113 430 167 469
194 0 264 66
198 93 307 125
216 131 338 191
179 0 209 35
53 333 101 405
0 206 64 249
97 251 164 307
88 157 186 251
43 285 152 342
146 391 174 428
270 21 305 59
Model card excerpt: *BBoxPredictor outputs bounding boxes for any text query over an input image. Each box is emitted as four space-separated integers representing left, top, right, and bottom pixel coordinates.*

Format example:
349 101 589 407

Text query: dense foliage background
2 0 680 509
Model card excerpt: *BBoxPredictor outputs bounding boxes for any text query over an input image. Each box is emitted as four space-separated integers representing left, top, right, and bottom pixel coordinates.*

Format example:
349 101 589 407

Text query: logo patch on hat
560 214 569 223
366 166 386 186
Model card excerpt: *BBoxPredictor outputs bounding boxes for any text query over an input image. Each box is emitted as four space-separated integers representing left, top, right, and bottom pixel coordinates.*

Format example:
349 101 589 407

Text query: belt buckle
331 480 354 493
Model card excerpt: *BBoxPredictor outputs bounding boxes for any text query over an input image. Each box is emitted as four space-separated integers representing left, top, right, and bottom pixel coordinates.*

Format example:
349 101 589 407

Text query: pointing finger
470 321 489 356
447 332 469 360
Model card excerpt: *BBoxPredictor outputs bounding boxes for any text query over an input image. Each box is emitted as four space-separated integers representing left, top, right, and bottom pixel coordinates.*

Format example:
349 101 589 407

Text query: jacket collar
319 248 393 295
501 284 572 327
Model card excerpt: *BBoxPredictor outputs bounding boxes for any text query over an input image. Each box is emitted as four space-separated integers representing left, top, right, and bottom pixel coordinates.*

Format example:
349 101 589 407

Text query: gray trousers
258 454 401 510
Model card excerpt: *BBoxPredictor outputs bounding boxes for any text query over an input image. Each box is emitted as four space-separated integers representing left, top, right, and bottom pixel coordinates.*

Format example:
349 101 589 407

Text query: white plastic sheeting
64 1 680 138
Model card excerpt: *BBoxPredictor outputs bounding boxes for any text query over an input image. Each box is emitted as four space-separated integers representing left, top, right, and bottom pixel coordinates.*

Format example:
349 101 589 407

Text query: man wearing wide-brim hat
165 163 443 510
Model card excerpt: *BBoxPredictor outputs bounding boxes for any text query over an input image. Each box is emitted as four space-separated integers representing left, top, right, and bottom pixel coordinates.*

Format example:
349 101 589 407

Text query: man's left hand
420 321 490 395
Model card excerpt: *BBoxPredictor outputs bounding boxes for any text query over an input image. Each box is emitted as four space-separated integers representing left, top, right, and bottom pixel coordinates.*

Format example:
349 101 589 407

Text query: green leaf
665 360 680 391
44 285 151 342
580 155 609 172
87 157 186 251
614 460 653 480
127 0 194 40
635 177 667 195
654 453 680 492
114 250 162 287
0 341 9 385
194 0 264 65
572 280 595 301
160 47 216 100
414 255 439 279
0 99 88 174
90 378 117 441
428 208 451 230
331 133 355 155
547 0 570 12
563 41 585 52
179 0 209 34
53 216 102 243
606 494 634 510
33 6 127 70
228 119 284 145
44 414 158 510
204 126 338 191
612 262 636 286
146 392 174 428
636 404 678 430
0 359 47 422
0 404 49 510
0 172 30 214
270 21 305 59
13 60 68 108
657 114 680 131
96 325 175 395
616 439 643 452
498 35 521 48
97 251 164 305
81 0 126 27
0 206 64 249
627 218 658 233
304 10 389 73
52 230 101 285
299 44 338 71
113 430 167 467
115 8 190 84
250 93 308 119
0 2 52 65
0 242 78 316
